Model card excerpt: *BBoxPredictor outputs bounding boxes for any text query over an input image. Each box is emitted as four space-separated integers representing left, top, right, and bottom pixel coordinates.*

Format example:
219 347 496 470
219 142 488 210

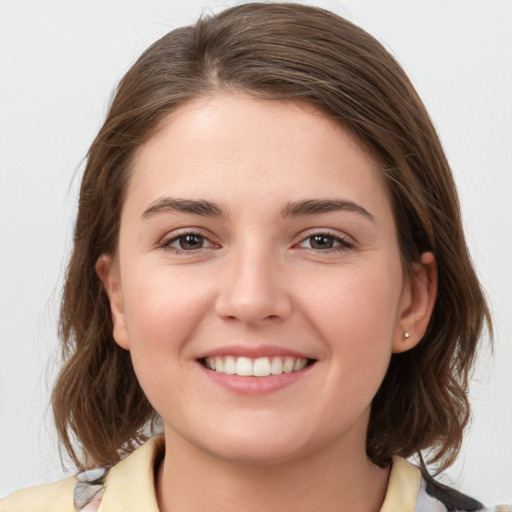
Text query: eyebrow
141 197 224 220
141 196 374 222
280 199 374 222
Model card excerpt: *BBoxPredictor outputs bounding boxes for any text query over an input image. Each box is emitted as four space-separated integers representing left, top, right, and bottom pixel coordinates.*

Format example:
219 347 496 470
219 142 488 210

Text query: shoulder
0 476 76 512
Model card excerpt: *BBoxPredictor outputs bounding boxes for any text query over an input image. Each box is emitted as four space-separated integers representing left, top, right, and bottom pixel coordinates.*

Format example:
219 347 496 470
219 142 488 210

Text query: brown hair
52 2 491 471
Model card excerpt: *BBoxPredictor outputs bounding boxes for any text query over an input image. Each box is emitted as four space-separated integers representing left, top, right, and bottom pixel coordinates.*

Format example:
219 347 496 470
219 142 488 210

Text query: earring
403 331 410 339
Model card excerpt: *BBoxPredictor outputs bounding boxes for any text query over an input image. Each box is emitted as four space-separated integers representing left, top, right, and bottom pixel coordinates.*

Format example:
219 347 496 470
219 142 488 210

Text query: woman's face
99 93 427 465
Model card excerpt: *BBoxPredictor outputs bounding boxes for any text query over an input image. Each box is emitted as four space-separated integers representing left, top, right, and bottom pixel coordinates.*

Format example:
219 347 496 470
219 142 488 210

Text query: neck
156 429 390 512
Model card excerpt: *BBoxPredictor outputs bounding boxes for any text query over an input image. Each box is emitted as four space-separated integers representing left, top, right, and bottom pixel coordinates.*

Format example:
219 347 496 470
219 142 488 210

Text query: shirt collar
99 436 421 512
100 435 164 511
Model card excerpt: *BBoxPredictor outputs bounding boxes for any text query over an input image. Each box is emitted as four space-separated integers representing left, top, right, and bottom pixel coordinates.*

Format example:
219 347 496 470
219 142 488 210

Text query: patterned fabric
73 468 108 512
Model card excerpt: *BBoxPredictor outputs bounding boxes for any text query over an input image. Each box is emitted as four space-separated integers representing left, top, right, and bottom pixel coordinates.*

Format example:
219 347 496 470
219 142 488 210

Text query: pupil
180 234 203 250
311 235 333 249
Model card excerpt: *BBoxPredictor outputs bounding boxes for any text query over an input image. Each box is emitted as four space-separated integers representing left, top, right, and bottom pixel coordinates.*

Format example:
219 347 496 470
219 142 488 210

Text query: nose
214 246 292 325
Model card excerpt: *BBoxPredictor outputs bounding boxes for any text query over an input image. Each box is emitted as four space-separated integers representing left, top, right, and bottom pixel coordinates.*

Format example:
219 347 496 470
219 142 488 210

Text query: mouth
199 355 316 377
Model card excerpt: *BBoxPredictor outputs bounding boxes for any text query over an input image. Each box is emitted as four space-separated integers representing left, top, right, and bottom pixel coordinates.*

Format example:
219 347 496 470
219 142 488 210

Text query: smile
202 355 313 377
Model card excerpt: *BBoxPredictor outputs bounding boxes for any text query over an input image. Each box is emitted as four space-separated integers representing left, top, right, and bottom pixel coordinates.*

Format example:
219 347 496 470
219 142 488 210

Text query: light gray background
1 0 511 504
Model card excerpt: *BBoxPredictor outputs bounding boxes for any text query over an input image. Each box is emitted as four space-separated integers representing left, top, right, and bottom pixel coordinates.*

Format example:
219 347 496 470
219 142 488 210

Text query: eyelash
159 231 215 255
296 232 355 253
158 230 355 255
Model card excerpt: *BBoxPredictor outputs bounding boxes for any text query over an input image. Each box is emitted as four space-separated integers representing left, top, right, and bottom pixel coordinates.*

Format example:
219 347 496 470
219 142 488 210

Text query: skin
97 93 437 512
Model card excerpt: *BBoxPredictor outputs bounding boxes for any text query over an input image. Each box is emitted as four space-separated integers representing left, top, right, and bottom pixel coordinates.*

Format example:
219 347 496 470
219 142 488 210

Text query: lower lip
198 362 314 395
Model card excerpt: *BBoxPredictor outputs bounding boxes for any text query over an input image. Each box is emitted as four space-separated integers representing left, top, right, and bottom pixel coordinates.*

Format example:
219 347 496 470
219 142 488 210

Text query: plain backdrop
1 0 511 504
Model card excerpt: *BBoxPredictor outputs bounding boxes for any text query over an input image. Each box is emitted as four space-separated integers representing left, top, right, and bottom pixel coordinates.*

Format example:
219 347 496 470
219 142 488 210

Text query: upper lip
198 344 315 360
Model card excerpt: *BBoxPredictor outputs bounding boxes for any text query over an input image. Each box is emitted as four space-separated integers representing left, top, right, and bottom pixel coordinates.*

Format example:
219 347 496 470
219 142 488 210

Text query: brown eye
164 232 214 252
309 234 335 249
298 233 354 251
177 234 204 250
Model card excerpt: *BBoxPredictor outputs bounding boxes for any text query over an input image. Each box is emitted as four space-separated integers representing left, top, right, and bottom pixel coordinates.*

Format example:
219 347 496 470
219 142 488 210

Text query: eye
298 233 354 251
163 232 214 252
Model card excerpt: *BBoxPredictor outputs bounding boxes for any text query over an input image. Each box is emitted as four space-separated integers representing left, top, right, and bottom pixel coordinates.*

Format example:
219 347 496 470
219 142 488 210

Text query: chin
203 438 307 467
190 419 318 467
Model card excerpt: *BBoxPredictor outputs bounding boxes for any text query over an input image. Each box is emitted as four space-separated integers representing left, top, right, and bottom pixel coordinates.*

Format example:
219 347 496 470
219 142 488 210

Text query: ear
96 255 130 350
393 252 437 353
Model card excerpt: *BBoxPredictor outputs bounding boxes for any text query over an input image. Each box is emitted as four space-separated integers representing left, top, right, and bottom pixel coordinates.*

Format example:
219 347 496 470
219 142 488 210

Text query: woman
0 3 499 511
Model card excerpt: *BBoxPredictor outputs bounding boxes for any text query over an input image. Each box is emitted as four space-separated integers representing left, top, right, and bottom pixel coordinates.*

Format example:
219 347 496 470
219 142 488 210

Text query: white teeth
253 357 271 377
270 357 283 375
283 357 295 373
235 357 253 376
224 355 236 375
293 358 307 371
204 355 310 377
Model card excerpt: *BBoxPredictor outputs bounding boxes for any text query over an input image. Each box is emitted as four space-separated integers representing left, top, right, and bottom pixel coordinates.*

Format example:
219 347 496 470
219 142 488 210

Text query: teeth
270 357 283 375
253 357 271 377
224 355 236 375
283 357 295 373
235 357 253 376
293 358 308 371
204 356 310 377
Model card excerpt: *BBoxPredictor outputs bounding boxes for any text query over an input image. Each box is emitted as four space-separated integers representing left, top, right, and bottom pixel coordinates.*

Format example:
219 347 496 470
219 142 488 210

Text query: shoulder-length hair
52 2 491 471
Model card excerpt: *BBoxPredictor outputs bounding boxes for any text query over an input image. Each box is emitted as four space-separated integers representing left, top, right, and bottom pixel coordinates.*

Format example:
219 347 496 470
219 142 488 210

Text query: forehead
127 93 390 214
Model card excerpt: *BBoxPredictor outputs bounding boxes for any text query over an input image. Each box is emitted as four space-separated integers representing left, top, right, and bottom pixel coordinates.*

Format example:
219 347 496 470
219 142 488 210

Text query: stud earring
403 331 410 339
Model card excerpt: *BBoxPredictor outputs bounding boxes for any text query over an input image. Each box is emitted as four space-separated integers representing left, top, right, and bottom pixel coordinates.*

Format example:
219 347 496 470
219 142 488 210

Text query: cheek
118 265 212 416
119 263 212 376
302 263 403 374
306 261 402 329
